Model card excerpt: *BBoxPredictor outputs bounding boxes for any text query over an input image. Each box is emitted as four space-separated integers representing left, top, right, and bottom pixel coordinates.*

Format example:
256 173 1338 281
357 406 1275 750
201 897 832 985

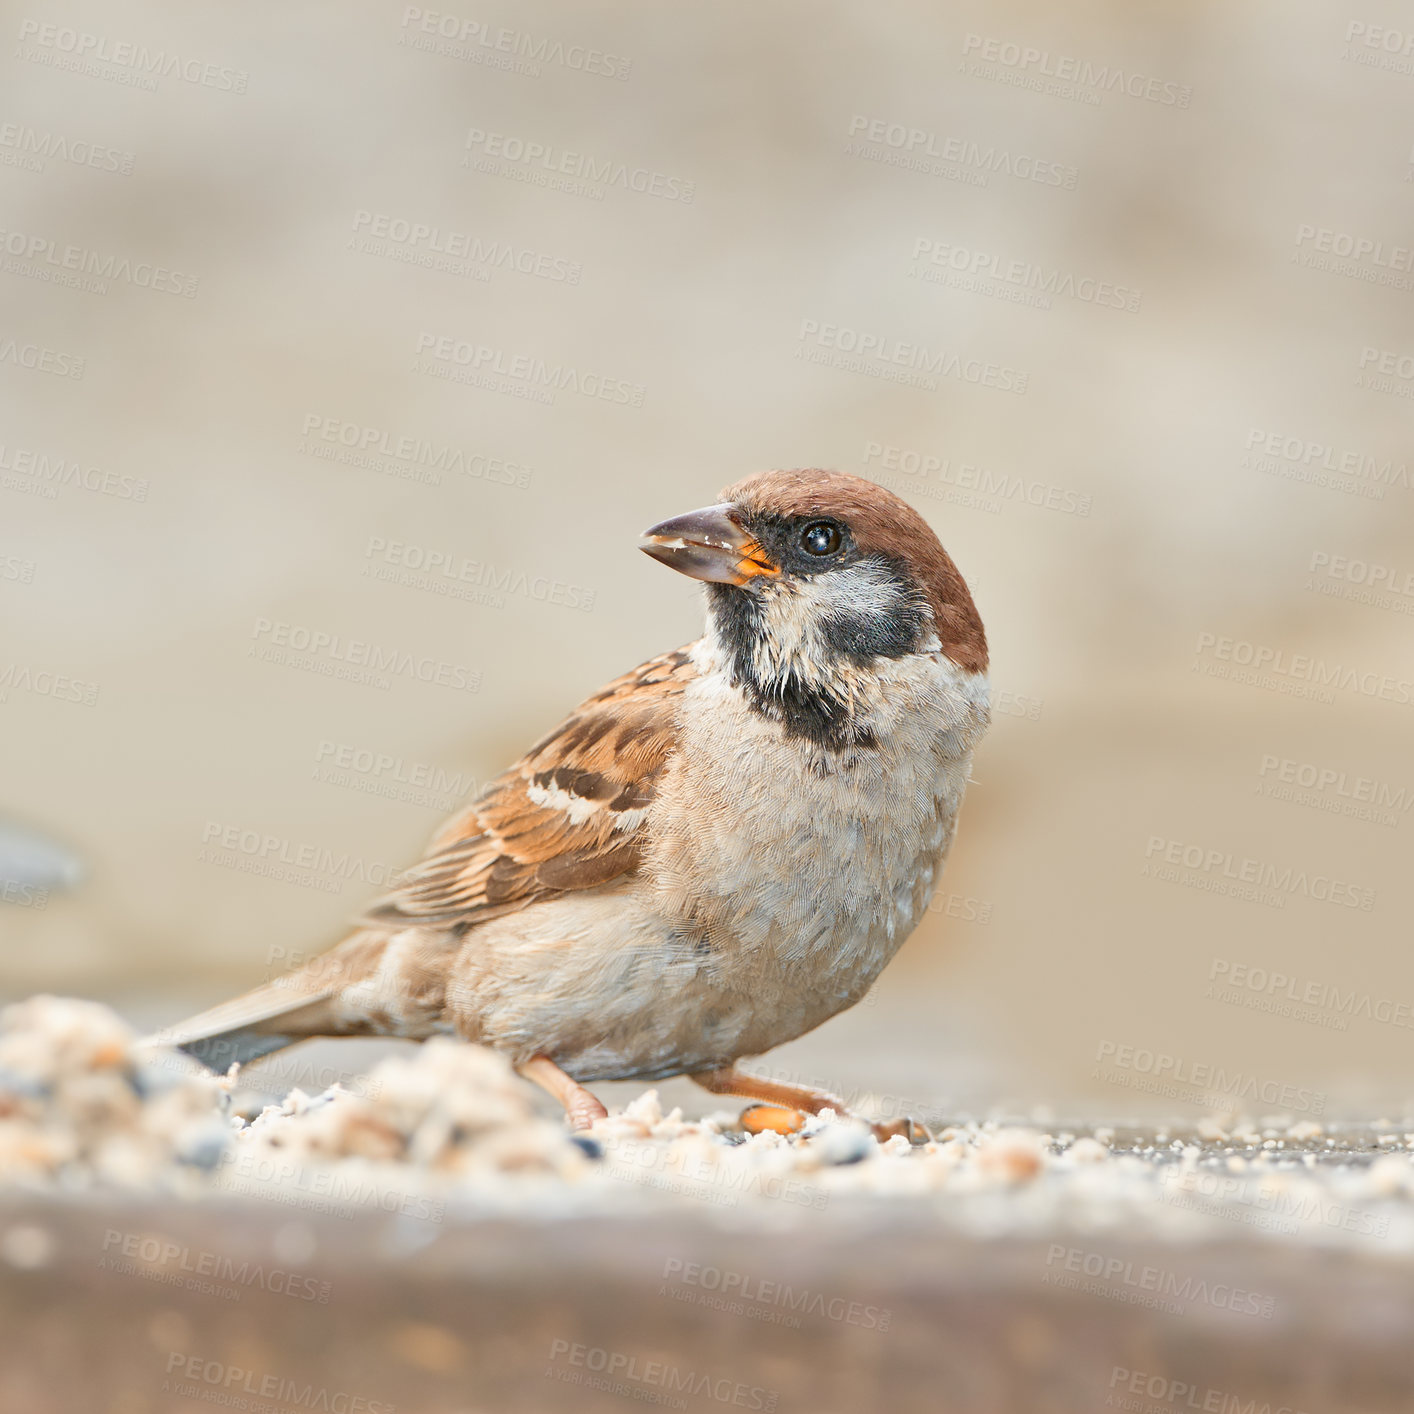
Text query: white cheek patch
759 562 915 667
802 561 910 625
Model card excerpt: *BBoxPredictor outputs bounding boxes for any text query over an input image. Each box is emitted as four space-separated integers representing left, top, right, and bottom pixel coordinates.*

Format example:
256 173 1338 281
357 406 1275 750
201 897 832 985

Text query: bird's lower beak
638 503 780 585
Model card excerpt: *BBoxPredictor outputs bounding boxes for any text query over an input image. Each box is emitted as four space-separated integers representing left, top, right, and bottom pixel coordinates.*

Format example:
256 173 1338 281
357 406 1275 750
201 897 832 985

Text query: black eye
799 521 842 557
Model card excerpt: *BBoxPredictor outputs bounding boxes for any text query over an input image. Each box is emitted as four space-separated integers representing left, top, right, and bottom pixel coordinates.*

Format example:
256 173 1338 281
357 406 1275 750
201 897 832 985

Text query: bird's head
640 468 986 743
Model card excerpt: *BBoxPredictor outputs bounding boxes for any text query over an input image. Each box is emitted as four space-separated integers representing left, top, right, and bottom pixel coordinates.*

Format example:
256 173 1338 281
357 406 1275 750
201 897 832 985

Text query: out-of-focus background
2 0 1412 1123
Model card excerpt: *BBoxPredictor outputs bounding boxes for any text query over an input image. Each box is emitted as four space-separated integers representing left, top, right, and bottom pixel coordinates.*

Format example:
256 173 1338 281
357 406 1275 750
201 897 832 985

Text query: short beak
638 503 780 585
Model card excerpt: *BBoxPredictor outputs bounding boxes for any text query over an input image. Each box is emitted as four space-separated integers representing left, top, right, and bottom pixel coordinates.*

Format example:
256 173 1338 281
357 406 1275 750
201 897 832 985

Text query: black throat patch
706 567 929 750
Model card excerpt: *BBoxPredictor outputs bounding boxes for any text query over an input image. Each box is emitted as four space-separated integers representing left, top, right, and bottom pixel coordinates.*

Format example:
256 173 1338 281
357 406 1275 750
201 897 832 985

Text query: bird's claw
565 1097 609 1133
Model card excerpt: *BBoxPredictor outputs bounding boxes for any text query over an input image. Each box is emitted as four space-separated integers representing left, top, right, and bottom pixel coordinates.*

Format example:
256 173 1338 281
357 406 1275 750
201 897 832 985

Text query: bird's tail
145 932 389 1073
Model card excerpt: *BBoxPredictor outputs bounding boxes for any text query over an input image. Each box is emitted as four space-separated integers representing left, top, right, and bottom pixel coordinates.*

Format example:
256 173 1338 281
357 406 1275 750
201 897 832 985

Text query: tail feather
152 933 421 1074
178 1029 299 1072
146 978 341 1072
146 932 392 1073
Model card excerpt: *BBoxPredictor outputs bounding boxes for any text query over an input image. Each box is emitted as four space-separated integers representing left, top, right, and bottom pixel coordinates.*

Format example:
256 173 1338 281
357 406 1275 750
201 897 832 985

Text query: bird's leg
517 1054 608 1132
692 1064 851 1117
695 1066 854 1137
691 1065 931 1144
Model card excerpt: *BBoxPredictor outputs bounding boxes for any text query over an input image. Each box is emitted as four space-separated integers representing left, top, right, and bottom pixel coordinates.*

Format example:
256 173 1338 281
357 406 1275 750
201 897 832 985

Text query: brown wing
362 646 697 930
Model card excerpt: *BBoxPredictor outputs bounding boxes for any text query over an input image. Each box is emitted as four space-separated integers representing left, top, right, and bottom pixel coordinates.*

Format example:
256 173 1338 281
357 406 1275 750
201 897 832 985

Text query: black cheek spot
819 609 924 662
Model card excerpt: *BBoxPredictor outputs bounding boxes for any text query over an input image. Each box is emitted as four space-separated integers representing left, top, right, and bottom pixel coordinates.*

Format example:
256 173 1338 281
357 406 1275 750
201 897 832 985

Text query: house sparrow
160 469 988 1136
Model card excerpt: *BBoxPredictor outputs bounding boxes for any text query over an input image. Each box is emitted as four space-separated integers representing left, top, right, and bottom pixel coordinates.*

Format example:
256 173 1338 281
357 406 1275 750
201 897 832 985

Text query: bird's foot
695 1066 933 1145
565 1093 609 1132
517 1054 608 1132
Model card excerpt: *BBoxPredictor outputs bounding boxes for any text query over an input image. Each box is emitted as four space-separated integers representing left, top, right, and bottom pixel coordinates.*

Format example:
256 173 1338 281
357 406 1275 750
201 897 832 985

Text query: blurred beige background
2 0 1411 1121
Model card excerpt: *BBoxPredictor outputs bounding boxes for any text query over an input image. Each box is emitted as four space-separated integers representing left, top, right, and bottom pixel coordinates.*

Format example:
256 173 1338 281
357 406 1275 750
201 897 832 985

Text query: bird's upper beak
638 503 780 585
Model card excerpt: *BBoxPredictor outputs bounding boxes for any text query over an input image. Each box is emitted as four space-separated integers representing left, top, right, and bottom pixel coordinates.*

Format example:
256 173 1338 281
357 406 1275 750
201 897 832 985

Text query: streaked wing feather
362 646 695 928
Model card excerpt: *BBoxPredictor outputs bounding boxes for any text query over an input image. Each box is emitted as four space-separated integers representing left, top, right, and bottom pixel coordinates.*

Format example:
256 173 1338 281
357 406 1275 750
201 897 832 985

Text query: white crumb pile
4 995 1414 1250
0 996 229 1190
221 1034 594 1208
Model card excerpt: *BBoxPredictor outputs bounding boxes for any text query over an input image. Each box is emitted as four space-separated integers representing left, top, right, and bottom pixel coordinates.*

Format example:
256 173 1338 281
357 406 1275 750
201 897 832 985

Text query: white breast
644 640 990 1052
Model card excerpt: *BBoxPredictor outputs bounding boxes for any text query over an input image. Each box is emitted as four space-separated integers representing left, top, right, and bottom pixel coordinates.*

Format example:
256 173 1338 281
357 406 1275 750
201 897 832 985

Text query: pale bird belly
437 759 967 1083
653 757 968 1060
